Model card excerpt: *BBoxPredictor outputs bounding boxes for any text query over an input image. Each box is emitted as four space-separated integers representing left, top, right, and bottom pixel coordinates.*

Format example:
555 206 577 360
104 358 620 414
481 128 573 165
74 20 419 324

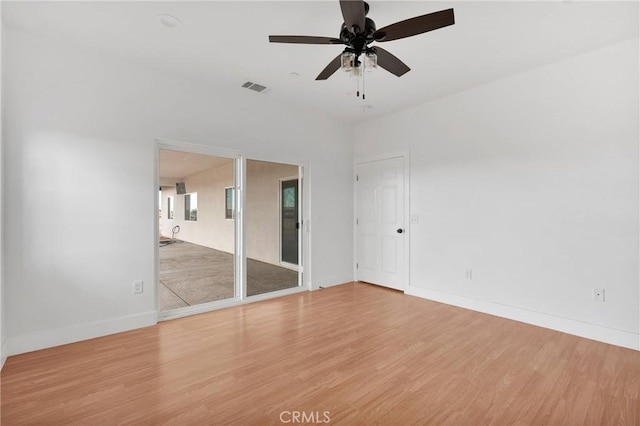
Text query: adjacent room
0 1 638 424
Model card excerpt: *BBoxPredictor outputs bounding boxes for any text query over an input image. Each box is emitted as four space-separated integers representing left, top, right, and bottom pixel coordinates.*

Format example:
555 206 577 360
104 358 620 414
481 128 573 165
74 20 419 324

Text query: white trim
1 339 7 369
238 157 246 300
7 311 158 356
303 164 313 289
353 151 410 291
245 285 307 303
313 276 354 290
153 146 160 314
402 153 410 292
279 262 299 272
406 285 640 351
158 286 308 321
159 297 242 321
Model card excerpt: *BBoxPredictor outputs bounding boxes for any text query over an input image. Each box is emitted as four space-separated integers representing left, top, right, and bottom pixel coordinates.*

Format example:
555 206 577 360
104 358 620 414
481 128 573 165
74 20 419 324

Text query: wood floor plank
1 282 638 425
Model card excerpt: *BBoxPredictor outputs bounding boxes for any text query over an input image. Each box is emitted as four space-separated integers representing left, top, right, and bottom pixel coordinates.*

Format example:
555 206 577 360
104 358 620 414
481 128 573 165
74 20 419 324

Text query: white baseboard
1 339 7 370
7 311 158 356
314 275 354 290
405 285 640 351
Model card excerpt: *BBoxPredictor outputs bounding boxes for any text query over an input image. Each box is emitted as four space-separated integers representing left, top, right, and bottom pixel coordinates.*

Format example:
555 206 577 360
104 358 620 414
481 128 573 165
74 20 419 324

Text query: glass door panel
245 159 301 297
158 149 236 312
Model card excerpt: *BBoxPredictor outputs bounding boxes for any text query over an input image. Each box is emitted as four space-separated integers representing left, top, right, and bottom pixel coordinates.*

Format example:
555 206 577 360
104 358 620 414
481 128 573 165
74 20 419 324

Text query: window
225 187 234 219
167 196 174 219
184 193 198 221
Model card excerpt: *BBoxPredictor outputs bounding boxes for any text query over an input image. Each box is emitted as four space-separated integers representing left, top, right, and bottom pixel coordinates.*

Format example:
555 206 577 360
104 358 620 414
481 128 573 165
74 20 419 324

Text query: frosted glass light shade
341 52 355 71
365 52 377 70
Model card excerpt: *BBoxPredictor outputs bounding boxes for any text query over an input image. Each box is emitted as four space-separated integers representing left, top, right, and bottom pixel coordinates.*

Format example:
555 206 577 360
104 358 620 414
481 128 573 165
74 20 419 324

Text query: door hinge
356 219 359 225
356 175 359 182
356 263 359 269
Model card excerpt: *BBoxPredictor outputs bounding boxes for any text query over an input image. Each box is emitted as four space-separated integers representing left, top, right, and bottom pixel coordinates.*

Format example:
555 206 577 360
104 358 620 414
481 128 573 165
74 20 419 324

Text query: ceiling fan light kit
268 0 454 99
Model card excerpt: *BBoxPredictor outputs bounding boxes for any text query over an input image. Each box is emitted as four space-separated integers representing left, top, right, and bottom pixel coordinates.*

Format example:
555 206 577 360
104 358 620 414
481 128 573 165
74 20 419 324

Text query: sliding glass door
157 146 304 318
158 149 237 313
245 159 301 297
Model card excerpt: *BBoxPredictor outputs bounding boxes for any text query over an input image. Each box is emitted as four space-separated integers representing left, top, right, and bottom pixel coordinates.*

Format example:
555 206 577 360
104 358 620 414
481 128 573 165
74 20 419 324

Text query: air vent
241 81 267 93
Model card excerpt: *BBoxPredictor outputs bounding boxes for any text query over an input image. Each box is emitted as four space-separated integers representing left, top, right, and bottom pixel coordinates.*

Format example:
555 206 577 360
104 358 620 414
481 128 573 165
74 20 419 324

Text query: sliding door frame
154 140 310 321
241 154 310 303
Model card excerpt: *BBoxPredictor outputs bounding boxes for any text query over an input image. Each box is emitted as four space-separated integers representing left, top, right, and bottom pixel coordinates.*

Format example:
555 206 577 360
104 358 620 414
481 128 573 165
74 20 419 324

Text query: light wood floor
1 282 638 425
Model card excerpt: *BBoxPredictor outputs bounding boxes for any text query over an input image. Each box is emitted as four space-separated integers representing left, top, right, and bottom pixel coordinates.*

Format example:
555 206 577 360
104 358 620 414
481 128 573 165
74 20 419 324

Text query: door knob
397 228 404 234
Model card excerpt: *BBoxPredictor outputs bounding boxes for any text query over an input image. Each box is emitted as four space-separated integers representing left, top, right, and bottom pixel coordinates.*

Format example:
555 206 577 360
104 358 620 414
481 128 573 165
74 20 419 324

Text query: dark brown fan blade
374 8 454 42
340 0 366 33
316 54 343 80
373 47 410 77
269 35 342 44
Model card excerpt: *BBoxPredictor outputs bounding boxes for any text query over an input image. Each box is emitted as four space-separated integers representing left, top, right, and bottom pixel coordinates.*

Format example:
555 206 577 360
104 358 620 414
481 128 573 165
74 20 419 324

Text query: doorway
156 143 308 319
157 149 237 312
355 155 408 291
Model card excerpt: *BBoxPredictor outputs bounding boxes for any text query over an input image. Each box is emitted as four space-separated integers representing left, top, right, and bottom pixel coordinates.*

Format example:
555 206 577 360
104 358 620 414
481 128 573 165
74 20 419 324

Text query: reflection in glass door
245 160 301 297
280 178 299 266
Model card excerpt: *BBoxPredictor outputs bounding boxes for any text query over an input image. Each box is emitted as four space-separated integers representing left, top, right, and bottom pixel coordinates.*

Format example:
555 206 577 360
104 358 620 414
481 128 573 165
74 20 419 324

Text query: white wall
3 28 354 355
354 38 640 350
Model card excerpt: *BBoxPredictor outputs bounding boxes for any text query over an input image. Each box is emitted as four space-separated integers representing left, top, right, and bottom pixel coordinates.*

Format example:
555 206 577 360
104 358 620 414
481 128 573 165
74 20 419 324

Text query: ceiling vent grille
241 81 267 93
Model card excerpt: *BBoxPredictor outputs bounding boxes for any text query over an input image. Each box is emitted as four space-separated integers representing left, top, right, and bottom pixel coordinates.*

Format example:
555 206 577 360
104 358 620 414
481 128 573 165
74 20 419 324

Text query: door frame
154 139 311 321
353 151 410 291
242 155 309 296
155 140 242 320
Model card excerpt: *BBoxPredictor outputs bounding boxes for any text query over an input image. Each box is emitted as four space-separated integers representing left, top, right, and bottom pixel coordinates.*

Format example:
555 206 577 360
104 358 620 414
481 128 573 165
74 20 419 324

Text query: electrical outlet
410 215 419 224
465 269 473 280
133 280 144 294
593 288 604 302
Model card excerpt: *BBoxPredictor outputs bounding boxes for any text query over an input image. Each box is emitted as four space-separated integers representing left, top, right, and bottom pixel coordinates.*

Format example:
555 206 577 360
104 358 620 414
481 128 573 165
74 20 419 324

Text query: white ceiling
3 1 638 123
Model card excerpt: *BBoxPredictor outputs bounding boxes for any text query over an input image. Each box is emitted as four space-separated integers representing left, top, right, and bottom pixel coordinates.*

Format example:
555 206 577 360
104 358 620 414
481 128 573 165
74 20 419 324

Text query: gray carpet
159 240 298 311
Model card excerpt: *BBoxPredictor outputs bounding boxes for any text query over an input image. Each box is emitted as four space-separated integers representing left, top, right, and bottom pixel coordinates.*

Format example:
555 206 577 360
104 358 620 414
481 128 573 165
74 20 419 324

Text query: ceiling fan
269 1 455 81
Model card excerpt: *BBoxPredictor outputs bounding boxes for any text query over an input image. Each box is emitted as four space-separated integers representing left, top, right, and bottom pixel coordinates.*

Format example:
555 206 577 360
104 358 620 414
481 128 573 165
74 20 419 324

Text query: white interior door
356 156 406 290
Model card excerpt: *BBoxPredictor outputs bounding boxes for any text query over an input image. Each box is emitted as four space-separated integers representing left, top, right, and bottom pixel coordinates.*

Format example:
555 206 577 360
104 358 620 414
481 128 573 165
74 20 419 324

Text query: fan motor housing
340 17 376 53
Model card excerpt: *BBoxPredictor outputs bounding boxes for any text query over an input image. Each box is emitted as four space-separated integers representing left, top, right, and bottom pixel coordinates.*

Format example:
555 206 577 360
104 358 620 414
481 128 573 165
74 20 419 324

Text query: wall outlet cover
133 280 144 294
